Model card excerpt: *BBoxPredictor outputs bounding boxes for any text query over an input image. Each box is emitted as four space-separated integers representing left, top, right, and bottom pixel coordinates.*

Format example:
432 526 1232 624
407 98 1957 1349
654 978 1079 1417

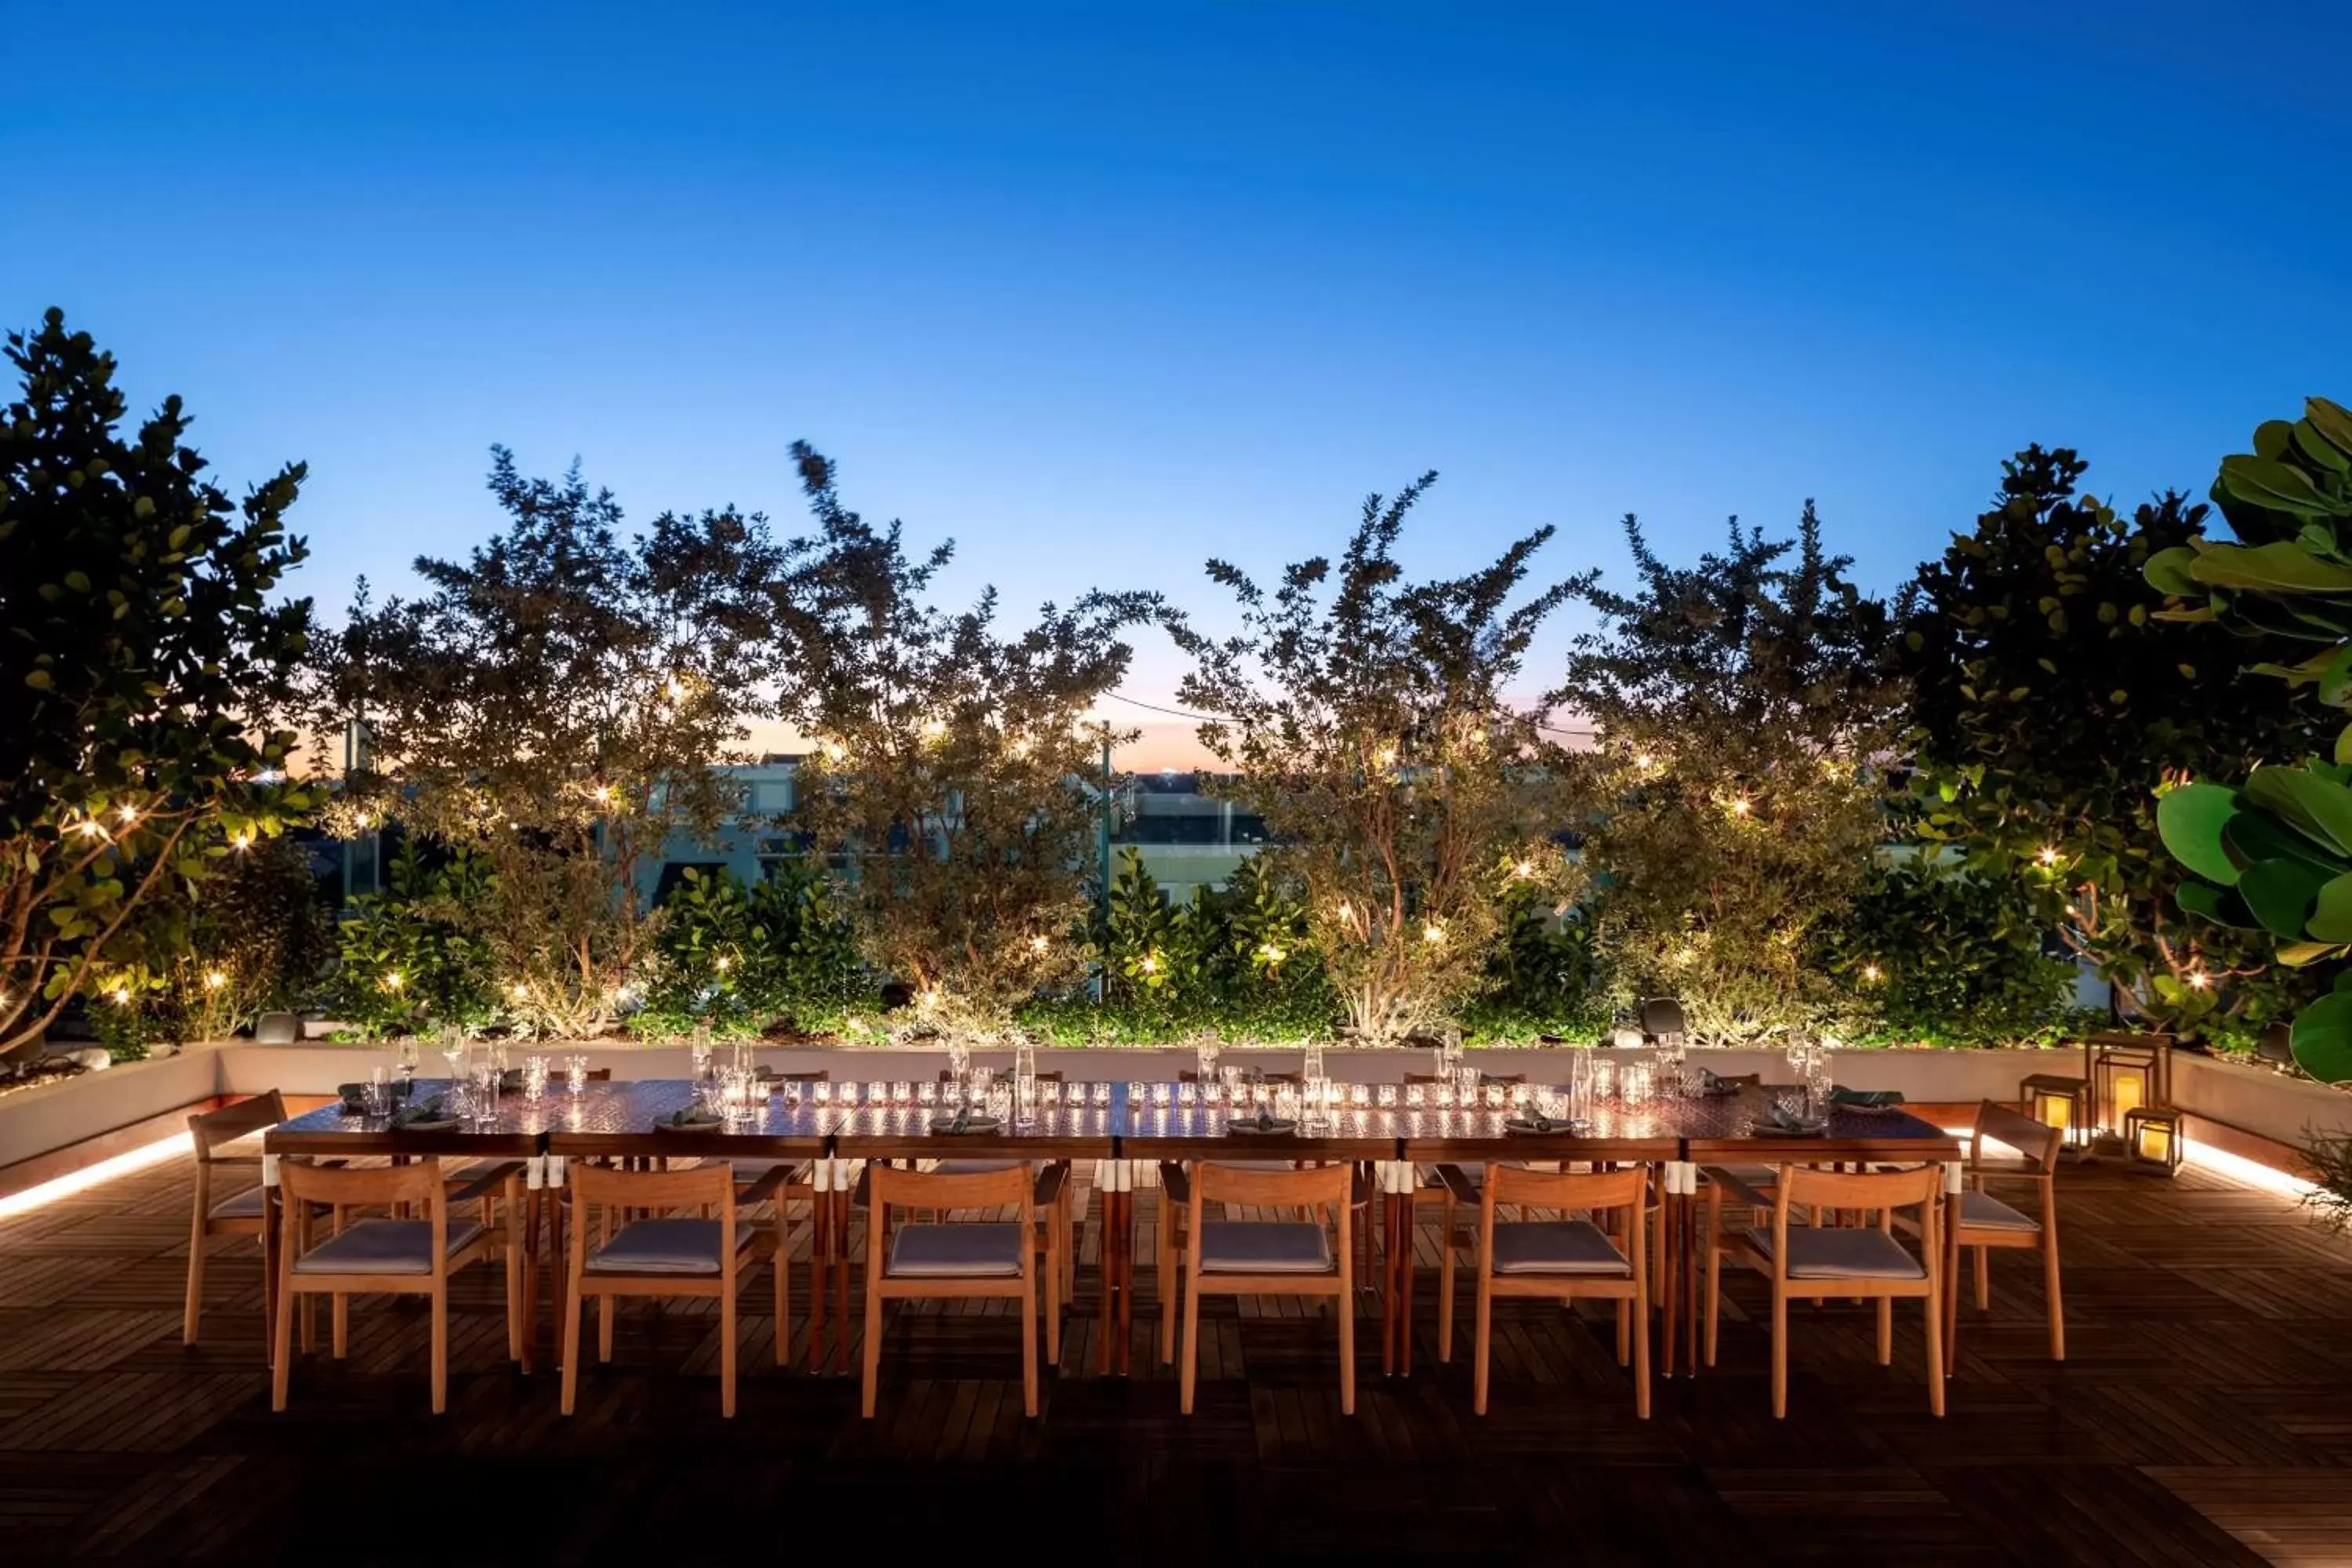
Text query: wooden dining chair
1708 1163 1947 1418
1462 1163 1650 1417
1179 1161 1355 1416
270 1156 514 1414
1941 1099 2064 1371
561 1162 779 1417
862 1163 1039 1418
1156 1153 1374 1365
183 1091 288 1349
717 1070 826 1368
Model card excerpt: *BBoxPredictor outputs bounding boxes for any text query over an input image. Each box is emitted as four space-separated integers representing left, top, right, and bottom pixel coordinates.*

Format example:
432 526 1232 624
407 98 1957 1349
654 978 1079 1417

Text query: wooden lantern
2088 1033 2172 1136
2122 1105 2184 1175
2017 1072 2092 1152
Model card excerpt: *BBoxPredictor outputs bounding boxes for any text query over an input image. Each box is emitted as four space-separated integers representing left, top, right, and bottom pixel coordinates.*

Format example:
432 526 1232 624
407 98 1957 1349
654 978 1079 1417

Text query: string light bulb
1512 859 1535 880
1862 963 1882 982
920 716 947 740
74 818 104 839
383 971 403 991
2036 846 2062 867
2187 970 2211 990
1730 797 1752 818
203 971 227 990
1138 953 1161 975
1422 923 1445 945
1029 934 1050 953
1258 942 1287 966
116 804 140 826
109 987 130 1006
510 982 530 1002
591 784 614 805
713 954 733 974
821 739 848 762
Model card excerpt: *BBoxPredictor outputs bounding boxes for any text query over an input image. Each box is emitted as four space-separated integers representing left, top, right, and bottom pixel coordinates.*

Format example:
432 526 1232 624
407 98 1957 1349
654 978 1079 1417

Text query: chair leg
1877 1297 1893 1365
1337 1281 1356 1417
430 1285 448 1415
1472 1272 1493 1416
774 1231 791 1370
598 1291 615 1363
1769 1289 1788 1419
1632 1286 1652 1420
270 1286 295 1412
1179 1276 1202 1415
720 1279 738 1418
1437 1194 1456 1364
1044 1228 1062 1366
1156 1207 1178 1365
561 1281 584 1415
860 1279 885 1419
504 1229 524 1364
1973 1245 1990 1310
183 1214 209 1346
2042 1237 2066 1362
1924 1292 1946 1417
1022 1270 1040 1418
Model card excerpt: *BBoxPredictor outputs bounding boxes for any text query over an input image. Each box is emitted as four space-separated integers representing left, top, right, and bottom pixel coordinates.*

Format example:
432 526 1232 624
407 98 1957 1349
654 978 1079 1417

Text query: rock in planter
253 1011 301 1045
56 1047 111 1072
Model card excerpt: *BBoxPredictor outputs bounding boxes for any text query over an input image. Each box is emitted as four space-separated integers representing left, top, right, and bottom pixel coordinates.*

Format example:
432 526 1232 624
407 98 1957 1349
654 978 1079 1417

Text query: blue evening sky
6 2 2348 760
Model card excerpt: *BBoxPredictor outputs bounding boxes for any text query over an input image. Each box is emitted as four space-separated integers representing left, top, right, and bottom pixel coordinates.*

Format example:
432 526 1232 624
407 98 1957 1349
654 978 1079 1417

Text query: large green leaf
2175 879 2256 929
2222 808 2345 875
2295 419 2352 473
2143 545 2201 597
2305 397 2352 462
2291 990 2352 1084
2190 540 2352 594
2156 782 2245 884
2307 873 2352 945
2238 858 2332 938
2218 453 2336 519
2245 766 2352 855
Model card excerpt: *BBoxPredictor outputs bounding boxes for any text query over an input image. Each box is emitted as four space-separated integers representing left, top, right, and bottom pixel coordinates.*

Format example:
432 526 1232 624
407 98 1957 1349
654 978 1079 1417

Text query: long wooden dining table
263 1077 1961 1382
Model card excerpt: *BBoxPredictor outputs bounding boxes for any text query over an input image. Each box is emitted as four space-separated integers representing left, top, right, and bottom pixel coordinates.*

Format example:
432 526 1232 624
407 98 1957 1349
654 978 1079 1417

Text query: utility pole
1094 725 1113 1003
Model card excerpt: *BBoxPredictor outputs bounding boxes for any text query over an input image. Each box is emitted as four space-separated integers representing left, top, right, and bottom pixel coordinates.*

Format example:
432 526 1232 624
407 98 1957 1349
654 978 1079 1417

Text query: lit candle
2113 1072 2143 1122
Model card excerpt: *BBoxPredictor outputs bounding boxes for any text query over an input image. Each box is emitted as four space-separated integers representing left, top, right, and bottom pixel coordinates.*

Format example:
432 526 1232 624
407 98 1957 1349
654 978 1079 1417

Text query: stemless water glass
524 1054 550 1102
394 1038 419 1091
566 1053 589 1094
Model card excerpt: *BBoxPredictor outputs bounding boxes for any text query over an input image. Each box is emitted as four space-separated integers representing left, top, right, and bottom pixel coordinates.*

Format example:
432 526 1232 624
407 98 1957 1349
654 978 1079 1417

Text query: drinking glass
1455 1064 1481 1105
1404 1083 1424 1109
470 1062 501 1127
1621 1062 1654 1107
1194 1036 1221 1085
812 1080 832 1105
1590 1058 1617 1105
1015 1072 1039 1131
891 1080 912 1107
1219 1064 1244 1104
566 1053 590 1094
524 1055 550 1102
362 1066 391 1120
1178 1081 1196 1106
985 1080 1013 1124
394 1039 419 1091
918 1081 938 1106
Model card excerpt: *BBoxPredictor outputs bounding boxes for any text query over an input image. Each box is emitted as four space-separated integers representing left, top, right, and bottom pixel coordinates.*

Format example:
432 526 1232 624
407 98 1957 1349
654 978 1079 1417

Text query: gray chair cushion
1490 1219 1632 1276
1955 1190 2042 1234
293 1218 485 1276
586 1218 753 1275
1198 1220 1333 1275
1704 1164 1778 1209
208 1186 267 1220
1753 1226 1926 1281
887 1222 1025 1279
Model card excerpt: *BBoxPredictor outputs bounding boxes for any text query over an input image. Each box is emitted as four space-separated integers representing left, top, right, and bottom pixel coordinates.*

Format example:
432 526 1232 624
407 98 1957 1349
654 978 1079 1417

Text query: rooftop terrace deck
1 1150 2348 1564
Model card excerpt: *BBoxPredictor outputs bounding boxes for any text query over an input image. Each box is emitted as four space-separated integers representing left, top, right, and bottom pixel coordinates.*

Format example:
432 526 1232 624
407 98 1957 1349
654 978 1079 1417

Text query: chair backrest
569 1160 735 1217
1483 1162 1646 1216
1191 1160 1348 1212
1972 1100 2063 1174
187 1091 288 1161
573 1067 614 1082
1403 1071 1525 1087
1639 996 1687 1037
277 1154 441 1213
1777 1163 1941 1220
867 1161 1033 1217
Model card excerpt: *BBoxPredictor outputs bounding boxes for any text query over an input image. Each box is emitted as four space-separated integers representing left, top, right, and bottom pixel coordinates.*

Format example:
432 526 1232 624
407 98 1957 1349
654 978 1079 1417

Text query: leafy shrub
332 842 495 1037
1819 858 2077 1046
633 862 871 1040
1459 887 1612 1041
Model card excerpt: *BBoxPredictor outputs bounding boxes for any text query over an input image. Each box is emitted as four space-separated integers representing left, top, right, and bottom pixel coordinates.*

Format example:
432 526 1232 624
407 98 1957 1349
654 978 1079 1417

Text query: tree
311 450 781 1036
2143 398 2352 1079
1556 506 1898 1045
0 310 317 1056
774 443 1156 1036
1901 445 2321 1028
1171 474 1586 1044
